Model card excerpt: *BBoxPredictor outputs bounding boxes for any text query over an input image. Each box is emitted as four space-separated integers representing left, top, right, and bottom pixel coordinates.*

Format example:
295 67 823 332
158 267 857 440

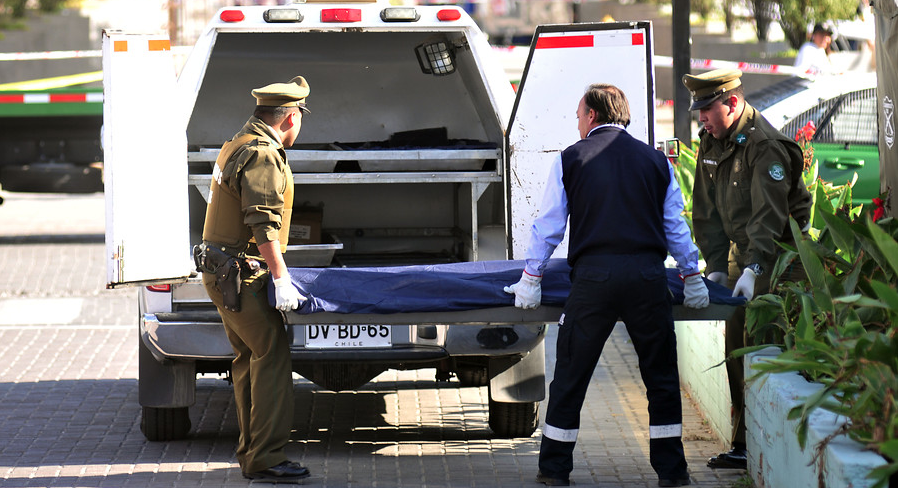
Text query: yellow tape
0 71 102 91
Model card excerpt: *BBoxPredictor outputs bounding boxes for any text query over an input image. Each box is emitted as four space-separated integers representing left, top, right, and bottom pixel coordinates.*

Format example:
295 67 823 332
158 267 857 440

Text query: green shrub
742 188 898 487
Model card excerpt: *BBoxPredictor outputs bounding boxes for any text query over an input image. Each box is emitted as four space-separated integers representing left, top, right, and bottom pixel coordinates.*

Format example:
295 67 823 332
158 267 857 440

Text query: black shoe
659 476 691 487
536 471 571 486
243 461 311 482
707 446 747 469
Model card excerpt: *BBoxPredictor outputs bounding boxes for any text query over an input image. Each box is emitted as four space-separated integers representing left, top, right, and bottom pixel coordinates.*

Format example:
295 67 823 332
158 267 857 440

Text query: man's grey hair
583 84 631 128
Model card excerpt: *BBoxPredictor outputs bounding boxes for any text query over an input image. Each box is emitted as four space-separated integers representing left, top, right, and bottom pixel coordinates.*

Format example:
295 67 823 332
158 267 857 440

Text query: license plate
304 325 392 348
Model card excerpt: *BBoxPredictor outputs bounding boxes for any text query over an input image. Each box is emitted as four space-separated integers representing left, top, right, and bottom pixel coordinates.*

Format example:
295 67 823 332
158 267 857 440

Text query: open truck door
507 22 657 259
102 31 192 288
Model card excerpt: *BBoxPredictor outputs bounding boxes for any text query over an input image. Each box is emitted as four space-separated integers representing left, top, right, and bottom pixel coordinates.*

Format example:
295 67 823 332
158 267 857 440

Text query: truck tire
488 398 539 438
456 367 489 387
140 406 191 441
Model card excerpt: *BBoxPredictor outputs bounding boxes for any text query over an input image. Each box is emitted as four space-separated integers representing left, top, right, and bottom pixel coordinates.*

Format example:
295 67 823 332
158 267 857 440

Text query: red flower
872 197 885 222
795 121 817 142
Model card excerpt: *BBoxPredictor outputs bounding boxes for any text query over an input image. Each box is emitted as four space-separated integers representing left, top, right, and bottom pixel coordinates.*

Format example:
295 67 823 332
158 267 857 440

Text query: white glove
503 271 542 309
732 268 757 300
706 271 728 286
682 274 710 309
272 276 305 311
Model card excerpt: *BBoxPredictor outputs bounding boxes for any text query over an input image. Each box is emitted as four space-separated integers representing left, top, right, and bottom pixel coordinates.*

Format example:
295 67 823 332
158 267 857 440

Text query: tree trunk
752 0 773 42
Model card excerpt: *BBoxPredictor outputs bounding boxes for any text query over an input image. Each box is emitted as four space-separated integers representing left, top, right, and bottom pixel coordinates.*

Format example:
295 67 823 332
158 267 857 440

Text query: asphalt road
0 191 746 488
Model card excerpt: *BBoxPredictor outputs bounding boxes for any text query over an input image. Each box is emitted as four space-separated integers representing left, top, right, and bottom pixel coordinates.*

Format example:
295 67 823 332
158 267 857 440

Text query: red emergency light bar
437 9 461 21
220 9 245 22
321 8 361 22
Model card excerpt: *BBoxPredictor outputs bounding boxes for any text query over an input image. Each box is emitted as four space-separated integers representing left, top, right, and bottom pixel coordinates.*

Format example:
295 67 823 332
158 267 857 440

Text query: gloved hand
272 276 306 311
732 268 757 300
503 271 542 309
706 271 728 286
682 274 710 309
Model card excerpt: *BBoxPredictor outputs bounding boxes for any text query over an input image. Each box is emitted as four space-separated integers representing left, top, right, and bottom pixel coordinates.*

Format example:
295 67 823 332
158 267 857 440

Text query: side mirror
656 138 681 159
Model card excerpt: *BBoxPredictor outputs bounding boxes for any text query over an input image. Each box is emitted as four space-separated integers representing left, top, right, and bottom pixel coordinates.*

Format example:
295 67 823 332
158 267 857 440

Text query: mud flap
138 333 196 408
488 338 546 403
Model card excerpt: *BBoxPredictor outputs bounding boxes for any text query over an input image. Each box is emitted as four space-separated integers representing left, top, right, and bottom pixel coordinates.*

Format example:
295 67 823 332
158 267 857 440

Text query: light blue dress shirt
523 125 701 278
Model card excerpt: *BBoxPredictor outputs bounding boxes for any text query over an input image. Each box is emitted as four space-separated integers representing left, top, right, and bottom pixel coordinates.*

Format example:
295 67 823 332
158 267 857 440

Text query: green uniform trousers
203 271 294 473
724 243 804 446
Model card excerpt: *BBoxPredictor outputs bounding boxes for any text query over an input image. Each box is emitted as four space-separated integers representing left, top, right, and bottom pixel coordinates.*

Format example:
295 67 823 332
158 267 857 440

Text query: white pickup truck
102 0 660 442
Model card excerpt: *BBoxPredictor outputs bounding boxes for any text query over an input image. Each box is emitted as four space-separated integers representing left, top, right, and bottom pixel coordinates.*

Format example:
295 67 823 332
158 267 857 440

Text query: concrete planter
745 347 888 488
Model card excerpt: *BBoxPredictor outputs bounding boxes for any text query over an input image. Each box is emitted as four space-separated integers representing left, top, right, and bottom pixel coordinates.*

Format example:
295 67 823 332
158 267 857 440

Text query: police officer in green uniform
200 76 310 482
682 69 812 470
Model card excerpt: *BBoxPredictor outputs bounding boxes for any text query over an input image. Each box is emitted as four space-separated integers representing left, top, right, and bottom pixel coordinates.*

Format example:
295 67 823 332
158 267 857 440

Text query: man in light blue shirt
504 84 708 487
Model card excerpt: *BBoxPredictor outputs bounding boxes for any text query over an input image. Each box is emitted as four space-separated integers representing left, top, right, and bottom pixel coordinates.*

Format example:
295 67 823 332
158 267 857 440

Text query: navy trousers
538 253 688 481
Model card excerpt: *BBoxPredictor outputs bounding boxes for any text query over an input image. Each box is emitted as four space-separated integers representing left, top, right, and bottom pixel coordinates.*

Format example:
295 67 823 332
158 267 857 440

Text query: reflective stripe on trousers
543 424 579 443
649 423 683 439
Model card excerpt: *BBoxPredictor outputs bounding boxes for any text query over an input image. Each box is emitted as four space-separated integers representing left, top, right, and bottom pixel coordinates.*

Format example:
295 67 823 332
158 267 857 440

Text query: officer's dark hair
720 85 745 107
584 84 631 128
253 105 297 125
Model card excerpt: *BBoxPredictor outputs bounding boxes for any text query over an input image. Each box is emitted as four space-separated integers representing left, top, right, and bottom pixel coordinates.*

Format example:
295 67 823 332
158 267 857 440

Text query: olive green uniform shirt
692 104 812 274
202 116 294 256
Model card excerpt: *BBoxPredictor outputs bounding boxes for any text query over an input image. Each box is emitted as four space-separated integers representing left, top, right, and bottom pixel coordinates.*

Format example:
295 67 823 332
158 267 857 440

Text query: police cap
681 68 743 111
252 76 311 113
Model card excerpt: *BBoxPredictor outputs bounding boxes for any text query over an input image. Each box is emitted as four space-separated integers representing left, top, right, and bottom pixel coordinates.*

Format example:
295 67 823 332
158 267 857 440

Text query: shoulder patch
768 162 785 181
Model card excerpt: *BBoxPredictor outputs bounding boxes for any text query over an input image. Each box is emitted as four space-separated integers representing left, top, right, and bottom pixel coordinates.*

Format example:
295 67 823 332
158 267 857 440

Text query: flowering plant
794 120 819 188
873 197 886 222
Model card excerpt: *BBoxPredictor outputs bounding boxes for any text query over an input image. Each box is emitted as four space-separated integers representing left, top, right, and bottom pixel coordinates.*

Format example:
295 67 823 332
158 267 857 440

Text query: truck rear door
507 22 656 259
102 31 192 288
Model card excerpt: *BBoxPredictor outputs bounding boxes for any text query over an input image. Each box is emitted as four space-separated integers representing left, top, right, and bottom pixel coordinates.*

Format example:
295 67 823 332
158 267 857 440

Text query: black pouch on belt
218 258 242 312
193 244 242 311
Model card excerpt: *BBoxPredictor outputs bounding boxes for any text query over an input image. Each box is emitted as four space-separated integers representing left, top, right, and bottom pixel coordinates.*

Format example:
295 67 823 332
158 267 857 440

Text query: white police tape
0 46 192 61
0 49 101 61
653 55 807 76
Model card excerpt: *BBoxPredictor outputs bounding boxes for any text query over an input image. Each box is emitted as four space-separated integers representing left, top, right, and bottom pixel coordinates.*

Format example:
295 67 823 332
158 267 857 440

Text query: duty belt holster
193 244 242 312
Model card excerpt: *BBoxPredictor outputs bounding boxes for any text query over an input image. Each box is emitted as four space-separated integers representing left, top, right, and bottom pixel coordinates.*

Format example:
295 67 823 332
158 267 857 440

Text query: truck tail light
264 9 303 23
321 8 361 22
437 9 462 21
220 10 245 23
146 284 171 292
381 7 419 22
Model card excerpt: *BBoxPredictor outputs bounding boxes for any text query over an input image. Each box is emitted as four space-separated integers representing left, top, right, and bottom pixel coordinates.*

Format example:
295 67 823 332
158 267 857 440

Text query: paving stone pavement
0 192 748 487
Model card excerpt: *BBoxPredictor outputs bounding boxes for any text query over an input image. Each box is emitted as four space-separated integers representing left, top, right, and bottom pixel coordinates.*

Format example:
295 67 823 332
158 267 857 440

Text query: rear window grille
780 88 877 145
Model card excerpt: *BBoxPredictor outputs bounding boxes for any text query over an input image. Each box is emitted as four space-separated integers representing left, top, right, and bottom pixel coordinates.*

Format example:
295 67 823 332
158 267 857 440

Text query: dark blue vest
561 127 670 266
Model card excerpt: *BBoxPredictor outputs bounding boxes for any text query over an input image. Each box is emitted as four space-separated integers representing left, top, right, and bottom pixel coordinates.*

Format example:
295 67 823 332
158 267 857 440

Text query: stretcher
274 259 744 325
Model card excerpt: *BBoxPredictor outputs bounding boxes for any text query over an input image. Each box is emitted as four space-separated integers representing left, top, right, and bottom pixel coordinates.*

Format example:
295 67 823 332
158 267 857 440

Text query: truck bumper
140 310 550 363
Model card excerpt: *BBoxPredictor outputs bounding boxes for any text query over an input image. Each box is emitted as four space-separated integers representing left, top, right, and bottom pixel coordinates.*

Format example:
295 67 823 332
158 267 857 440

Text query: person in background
682 68 812 470
197 76 310 482
794 22 839 75
504 83 709 487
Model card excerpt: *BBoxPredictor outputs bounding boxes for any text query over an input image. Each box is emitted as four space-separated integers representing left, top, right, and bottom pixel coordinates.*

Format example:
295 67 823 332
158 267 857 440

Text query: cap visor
689 95 719 111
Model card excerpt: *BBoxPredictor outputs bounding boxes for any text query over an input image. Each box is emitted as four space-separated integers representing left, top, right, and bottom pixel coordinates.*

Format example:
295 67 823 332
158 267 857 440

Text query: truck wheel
140 406 191 441
488 399 539 438
456 367 489 387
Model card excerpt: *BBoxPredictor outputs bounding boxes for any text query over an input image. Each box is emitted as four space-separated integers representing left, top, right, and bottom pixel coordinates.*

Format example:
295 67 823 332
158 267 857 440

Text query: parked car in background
749 72 879 204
